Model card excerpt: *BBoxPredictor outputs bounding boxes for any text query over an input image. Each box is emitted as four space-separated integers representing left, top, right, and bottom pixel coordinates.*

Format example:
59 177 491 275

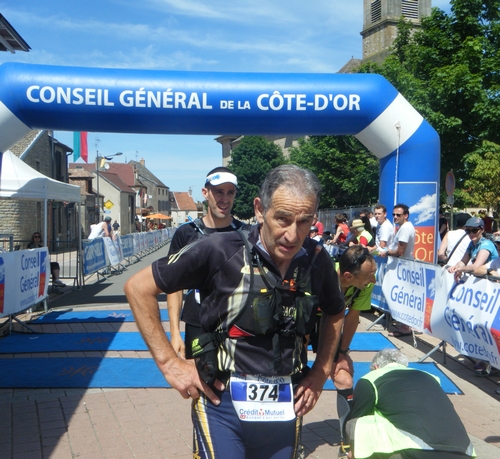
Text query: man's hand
294 367 327 417
161 356 224 405
125 268 222 404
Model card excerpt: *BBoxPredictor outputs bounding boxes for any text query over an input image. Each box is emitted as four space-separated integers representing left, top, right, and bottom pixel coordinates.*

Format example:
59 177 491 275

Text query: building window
402 0 419 20
371 0 382 23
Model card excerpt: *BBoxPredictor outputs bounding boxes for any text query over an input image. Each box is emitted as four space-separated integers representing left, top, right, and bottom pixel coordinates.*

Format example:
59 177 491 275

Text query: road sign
445 171 455 196
104 200 114 209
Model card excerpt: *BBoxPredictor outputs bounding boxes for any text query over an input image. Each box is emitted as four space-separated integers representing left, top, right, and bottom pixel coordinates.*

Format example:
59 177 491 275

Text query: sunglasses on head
344 247 370 273
465 227 481 234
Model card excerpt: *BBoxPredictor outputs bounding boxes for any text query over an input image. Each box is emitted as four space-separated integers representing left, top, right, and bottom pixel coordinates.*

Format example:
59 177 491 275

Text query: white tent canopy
0 150 81 249
0 150 80 202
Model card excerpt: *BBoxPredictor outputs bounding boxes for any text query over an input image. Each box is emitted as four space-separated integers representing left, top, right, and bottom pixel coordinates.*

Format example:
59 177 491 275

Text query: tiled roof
129 160 167 188
337 58 362 74
173 192 197 211
99 172 136 194
68 168 94 178
69 162 142 189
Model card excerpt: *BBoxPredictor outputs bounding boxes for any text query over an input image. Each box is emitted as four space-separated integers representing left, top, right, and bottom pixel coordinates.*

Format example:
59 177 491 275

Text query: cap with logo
205 172 238 188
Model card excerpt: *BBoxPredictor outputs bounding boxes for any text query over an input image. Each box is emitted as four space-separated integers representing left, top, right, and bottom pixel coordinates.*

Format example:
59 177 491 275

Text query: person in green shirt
344 349 475 459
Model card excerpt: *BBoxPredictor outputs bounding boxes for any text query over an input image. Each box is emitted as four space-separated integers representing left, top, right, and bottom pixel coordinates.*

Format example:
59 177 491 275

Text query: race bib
229 372 295 422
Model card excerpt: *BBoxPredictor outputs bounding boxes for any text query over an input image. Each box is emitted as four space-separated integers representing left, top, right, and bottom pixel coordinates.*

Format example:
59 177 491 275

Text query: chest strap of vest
191 330 228 387
345 287 361 309
238 230 321 373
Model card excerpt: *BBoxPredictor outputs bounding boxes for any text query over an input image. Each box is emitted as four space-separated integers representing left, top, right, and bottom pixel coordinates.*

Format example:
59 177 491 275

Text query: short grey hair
259 164 322 214
370 349 409 371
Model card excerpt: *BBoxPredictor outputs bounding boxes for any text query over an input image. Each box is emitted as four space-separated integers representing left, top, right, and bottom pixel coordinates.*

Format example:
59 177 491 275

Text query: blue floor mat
0 332 184 353
28 309 169 323
319 361 462 394
308 332 395 352
1 331 394 354
0 358 462 394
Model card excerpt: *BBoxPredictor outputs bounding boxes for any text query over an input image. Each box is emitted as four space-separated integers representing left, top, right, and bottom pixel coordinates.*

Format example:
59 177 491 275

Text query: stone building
95 171 136 235
361 0 431 63
68 168 95 239
128 159 170 220
70 158 170 230
216 135 303 167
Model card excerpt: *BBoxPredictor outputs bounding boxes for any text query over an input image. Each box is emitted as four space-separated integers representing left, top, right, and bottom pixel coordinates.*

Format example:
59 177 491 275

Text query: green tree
462 141 500 214
289 136 379 209
228 136 286 219
358 0 500 206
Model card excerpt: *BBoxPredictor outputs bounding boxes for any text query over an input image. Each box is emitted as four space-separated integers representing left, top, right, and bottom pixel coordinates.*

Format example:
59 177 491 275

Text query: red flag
80 132 88 163
73 132 88 163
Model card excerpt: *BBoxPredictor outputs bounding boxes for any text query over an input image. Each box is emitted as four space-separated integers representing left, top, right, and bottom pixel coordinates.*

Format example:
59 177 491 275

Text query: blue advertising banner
121 234 134 258
0 248 49 318
382 259 500 370
83 238 107 275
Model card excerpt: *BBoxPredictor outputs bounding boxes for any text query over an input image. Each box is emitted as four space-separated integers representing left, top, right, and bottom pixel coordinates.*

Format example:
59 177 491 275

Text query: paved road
2 243 500 458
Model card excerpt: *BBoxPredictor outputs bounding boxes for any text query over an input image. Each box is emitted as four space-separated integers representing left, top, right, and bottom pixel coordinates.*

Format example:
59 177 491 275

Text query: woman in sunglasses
447 217 498 282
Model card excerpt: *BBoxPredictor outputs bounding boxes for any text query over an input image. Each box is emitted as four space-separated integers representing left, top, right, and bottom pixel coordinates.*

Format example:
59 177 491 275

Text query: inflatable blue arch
0 62 439 262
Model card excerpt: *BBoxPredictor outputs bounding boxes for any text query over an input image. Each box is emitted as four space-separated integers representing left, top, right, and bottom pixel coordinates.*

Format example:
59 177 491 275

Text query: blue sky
1 0 451 202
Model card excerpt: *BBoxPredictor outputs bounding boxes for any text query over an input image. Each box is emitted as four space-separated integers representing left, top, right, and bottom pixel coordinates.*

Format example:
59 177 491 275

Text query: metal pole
95 152 122 225
96 156 100 224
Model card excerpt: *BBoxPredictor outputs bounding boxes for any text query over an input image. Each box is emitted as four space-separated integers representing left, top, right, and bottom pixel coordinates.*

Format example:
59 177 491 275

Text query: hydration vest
191 228 321 384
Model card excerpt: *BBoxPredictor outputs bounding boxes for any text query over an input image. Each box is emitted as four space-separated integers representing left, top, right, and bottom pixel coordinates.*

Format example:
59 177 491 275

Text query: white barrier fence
379 257 500 370
0 230 175 321
82 229 174 277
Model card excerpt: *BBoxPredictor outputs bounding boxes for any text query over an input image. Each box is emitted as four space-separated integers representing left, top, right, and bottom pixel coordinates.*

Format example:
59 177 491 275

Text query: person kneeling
344 349 476 459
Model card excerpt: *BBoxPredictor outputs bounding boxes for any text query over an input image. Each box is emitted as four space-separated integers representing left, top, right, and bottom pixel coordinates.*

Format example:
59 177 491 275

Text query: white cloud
410 193 437 225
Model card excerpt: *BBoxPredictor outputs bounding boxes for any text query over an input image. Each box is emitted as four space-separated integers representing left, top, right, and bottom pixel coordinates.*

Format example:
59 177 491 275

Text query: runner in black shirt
167 167 246 358
125 165 345 459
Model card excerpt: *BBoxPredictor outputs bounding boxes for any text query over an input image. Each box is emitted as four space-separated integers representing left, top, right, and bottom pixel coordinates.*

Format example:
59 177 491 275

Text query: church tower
361 0 431 62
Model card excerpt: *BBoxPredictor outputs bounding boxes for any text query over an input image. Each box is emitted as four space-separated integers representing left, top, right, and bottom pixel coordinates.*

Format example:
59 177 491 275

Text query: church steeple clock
361 0 431 62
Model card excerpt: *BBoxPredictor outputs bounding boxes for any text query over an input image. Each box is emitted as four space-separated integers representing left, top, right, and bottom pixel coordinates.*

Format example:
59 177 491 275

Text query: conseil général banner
382 258 500 370
0 248 49 318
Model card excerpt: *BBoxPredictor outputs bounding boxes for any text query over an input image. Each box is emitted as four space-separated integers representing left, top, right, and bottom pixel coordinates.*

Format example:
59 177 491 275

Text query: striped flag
73 132 88 162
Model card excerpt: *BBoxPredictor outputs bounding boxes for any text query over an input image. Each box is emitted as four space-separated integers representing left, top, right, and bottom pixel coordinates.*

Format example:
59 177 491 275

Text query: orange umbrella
146 213 171 219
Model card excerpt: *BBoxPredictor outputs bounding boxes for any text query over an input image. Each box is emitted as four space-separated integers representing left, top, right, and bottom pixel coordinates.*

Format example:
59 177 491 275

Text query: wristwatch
339 348 350 355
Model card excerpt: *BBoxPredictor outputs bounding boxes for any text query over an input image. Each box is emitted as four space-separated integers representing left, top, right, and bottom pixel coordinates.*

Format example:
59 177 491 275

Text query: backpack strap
345 287 361 309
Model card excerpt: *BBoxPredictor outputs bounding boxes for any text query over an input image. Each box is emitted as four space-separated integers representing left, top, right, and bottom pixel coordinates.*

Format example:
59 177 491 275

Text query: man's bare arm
332 309 360 378
167 290 186 358
380 241 407 258
124 266 221 404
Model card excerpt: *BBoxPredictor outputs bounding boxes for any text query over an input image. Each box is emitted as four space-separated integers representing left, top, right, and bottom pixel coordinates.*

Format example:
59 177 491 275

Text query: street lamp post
95 152 123 223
